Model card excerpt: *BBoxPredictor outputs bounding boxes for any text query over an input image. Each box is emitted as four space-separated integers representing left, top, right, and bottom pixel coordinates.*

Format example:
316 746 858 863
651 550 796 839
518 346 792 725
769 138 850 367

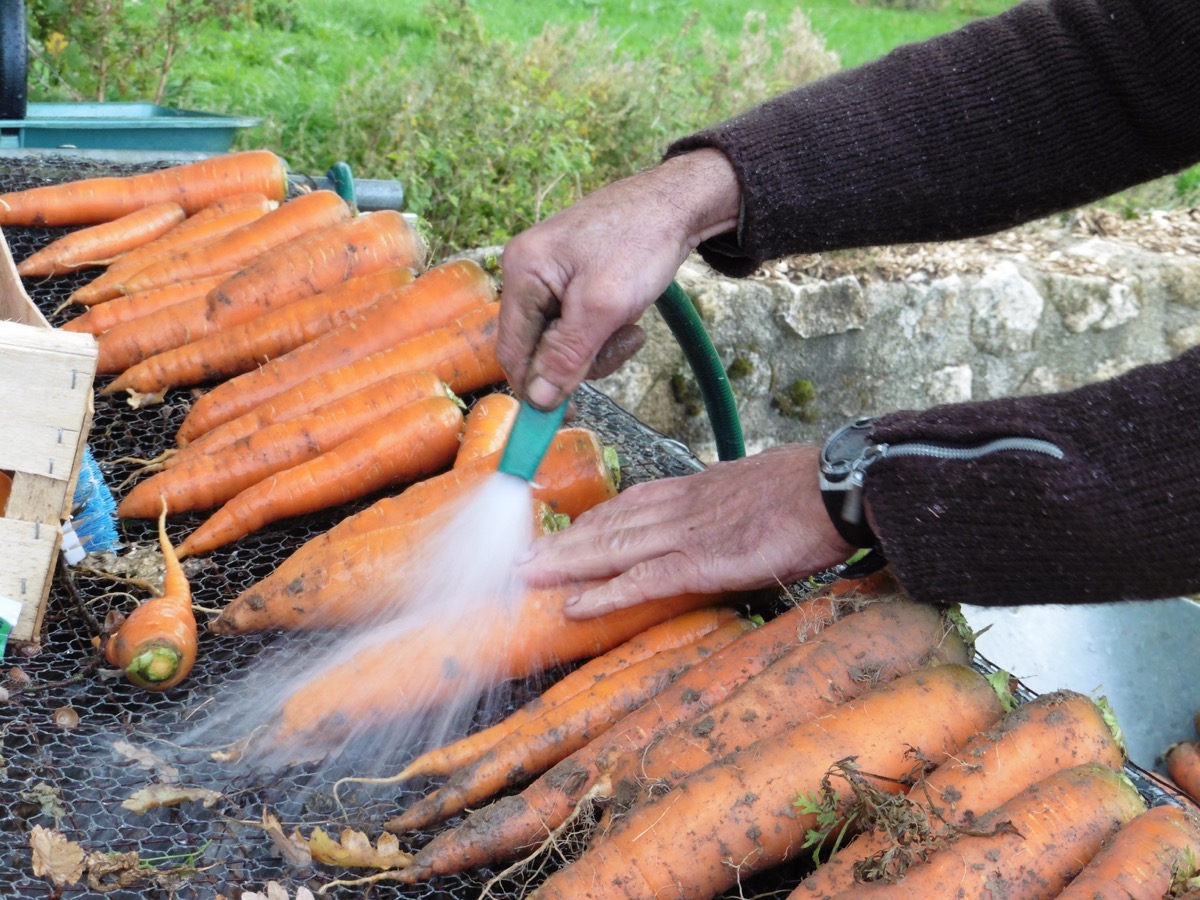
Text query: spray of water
176 471 539 780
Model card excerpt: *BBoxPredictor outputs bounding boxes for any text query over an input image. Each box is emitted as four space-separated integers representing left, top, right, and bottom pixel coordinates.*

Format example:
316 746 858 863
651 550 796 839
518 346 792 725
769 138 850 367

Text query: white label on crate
0 593 21 625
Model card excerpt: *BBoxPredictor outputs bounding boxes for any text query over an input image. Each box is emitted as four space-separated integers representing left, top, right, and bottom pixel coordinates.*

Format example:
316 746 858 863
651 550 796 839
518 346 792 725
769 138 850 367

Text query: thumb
523 315 608 410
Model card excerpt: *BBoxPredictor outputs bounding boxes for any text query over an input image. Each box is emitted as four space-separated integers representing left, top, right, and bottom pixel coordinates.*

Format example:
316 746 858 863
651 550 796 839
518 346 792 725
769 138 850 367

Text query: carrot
117 371 454 518
455 392 520 468
385 614 758 835
383 607 743 784
174 394 465 556
104 266 418 393
1055 804 1200 900
529 663 1005 900
255 580 734 755
1167 740 1200 806
602 596 968 811
111 189 352 297
96 209 424 375
821 763 1146 900
0 470 11 513
399 582 875 883
792 689 1126 897
103 499 196 691
174 264 496 439
16 202 187 277
69 197 276 305
0 149 288 226
60 274 229 335
208 494 566 634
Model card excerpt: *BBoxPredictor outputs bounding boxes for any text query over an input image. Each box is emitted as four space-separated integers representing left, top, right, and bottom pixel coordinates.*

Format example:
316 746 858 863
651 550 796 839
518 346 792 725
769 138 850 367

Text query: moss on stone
725 355 755 380
772 377 818 421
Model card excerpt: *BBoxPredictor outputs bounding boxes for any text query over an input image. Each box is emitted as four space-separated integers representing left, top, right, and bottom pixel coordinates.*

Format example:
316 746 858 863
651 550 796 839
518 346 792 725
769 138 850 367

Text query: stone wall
591 210 1200 463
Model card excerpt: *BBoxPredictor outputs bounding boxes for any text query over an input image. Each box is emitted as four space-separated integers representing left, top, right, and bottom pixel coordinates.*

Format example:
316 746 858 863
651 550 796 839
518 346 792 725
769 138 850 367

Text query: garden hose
655 280 746 461
326 160 358 208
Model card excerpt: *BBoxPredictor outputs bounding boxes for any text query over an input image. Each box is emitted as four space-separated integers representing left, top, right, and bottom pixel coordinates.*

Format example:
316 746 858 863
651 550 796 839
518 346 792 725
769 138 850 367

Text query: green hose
326 161 358 208
655 280 746 461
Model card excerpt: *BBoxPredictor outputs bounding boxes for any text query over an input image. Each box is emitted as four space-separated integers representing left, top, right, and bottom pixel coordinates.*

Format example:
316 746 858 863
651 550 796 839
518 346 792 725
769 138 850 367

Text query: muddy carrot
103 500 196 691
104 266 417 393
455 392 520 468
792 689 1127 897
1055 804 1200 900
174 270 496 440
385 615 757 835
0 149 289 226
61 274 229 335
1167 740 1200 806
175 394 465 556
17 202 186 277
111 189 352 297
530 663 1005 900
96 209 424 375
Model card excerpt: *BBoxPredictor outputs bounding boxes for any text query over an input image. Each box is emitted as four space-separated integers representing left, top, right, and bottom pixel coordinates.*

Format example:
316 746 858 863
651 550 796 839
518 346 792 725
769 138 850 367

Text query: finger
562 551 704 619
497 253 563 394
587 323 646 380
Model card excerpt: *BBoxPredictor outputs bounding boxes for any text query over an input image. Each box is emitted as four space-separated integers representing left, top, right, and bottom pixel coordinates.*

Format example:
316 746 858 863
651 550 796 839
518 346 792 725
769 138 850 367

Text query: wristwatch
818 417 882 550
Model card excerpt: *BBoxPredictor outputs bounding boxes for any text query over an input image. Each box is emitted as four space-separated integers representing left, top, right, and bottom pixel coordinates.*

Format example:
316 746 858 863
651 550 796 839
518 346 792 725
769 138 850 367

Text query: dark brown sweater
670 0 1200 606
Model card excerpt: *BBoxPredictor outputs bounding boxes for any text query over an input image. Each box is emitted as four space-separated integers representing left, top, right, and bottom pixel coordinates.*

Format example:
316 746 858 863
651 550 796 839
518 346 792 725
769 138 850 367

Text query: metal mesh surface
0 155 1188 900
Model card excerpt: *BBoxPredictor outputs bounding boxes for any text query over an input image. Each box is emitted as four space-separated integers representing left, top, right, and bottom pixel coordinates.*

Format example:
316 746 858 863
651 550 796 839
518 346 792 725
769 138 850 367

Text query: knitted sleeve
667 0 1200 276
863 346 1200 606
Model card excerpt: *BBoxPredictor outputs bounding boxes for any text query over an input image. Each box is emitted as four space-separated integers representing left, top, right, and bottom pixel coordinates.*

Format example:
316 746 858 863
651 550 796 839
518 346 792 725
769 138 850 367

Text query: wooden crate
0 230 99 644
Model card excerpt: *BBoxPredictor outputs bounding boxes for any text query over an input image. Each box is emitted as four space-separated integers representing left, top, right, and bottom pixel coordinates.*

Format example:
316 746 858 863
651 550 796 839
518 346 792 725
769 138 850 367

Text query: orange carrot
820 764 1146 900
103 499 196 691
384 607 743 784
111 189 352 297
208 495 564 634
792 689 1126 897
255 580 734 755
385 615 757 835
530 663 1005 900
174 394 465 556
69 198 276 306
96 209 424 375
0 149 288 226
1055 804 1200 900
60 274 229 335
173 261 495 436
17 202 186 277
455 392 520 468
400 584 868 883
104 266 417 393
117 372 455 519
176 299 500 442
1167 740 1200 806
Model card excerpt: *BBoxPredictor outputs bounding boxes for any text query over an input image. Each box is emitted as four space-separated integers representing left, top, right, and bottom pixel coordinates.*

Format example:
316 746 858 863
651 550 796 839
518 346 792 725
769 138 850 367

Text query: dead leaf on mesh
29 825 85 887
84 850 144 891
111 739 181 784
125 387 167 408
306 827 414 870
261 811 312 867
238 883 315 900
121 783 222 814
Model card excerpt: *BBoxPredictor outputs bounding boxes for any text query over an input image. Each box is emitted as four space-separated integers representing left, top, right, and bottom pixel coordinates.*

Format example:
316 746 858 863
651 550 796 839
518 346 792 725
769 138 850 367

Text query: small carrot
103 266 417 393
116 373 455 518
60 274 229 335
792 689 1126 897
103 499 196 691
382 607 743 784
455 392 520 468
0 149 289 226
384 615 757 835
1167 740 1200 806
70 197 275 305
96 209 424 375
17 202 187 277
530 663 1005 900
175 394 465 556
821 764 1146 900
1055 804 1200 900
112 189 352 297
173 263 496 439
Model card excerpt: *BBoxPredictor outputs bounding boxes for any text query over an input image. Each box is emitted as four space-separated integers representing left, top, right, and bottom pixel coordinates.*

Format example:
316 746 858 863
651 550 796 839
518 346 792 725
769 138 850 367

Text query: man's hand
518 444 858 618
498 148 741 410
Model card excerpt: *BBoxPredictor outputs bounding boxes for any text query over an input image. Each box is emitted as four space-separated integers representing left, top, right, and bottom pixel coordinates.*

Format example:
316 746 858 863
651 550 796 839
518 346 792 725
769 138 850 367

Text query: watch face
820 418 876 486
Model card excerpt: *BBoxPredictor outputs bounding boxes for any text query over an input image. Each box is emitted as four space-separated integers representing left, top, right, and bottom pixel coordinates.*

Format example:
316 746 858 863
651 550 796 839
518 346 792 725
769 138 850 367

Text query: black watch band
818 417 881 549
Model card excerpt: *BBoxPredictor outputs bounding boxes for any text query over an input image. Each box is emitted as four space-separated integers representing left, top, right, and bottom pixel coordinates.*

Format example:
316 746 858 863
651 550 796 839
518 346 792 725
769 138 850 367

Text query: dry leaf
29 825 85 887
111 739 181 784
306 827 414 870
239 883 315 900
262 811 312 867
125 387 167 408
84 850 144 891
121 783 222 815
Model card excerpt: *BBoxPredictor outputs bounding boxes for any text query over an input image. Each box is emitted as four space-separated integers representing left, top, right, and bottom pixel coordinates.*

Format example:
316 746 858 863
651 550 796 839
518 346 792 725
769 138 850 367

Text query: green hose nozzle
497 399 569 482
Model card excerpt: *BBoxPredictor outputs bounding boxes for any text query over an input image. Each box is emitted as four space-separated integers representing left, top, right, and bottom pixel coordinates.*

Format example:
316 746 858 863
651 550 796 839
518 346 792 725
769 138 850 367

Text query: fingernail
564 593 580 607
526 376 559 410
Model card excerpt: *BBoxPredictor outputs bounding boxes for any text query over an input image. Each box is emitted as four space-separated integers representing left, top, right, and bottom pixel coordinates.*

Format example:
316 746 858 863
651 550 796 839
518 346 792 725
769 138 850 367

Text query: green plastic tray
0 102 262 152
